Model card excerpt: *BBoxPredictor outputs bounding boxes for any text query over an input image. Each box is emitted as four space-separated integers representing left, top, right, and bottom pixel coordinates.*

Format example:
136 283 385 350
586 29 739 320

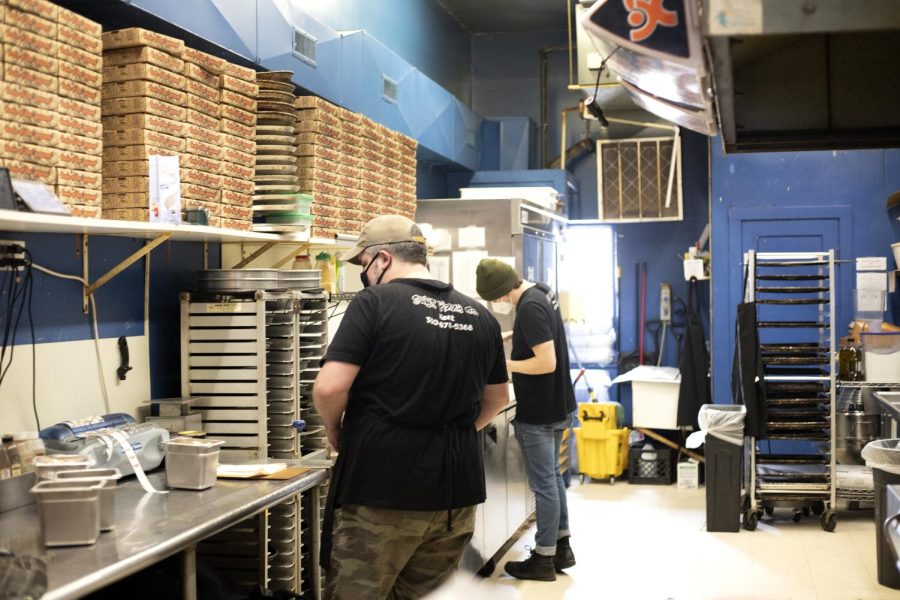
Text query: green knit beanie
476 259 518 301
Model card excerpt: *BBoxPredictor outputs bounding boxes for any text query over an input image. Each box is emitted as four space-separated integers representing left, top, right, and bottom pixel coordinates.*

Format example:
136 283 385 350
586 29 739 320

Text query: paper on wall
428 228 452 252
451 250 488 294
857 271 887 292
458 226 486 249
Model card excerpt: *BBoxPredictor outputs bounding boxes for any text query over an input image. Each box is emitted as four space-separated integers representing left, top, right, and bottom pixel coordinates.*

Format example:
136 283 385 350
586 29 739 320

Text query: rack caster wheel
802 506 811 517
792 510 803 523
579 474 586 485
743 509 759 531
764 506 774 516
811 500 826 516
610 476 616 485
741 495 751 511
821 509 837 532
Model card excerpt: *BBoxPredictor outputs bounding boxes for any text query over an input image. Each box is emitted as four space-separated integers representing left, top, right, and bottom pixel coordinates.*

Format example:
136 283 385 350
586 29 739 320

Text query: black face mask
360 254 390 288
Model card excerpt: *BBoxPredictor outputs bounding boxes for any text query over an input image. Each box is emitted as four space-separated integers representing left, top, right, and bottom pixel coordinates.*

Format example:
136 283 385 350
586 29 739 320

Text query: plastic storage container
30 479 103 546
163 437 225 490
56 468 121 531
33 454 94 481
861 332 900 383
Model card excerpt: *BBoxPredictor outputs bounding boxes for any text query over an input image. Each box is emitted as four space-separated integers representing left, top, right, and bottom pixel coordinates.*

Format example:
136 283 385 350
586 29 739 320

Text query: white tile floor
485 481 900 600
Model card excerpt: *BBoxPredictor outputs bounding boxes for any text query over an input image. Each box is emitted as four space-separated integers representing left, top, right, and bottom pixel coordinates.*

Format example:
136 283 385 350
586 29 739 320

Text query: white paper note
428 256 451 283
452 250 488 294
857 271 887 292
429 228 452 252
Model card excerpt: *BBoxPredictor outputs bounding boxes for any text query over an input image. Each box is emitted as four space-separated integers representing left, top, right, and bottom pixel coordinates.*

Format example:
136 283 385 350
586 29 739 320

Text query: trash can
862 439 900 589
688 405 746 533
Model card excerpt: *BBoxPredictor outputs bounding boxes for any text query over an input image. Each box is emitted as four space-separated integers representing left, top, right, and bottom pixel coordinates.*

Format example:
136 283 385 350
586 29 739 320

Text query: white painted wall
0 335 151 434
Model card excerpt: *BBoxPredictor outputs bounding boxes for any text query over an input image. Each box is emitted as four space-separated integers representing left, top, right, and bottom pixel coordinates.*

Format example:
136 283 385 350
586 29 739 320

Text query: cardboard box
58 114 102 138
1 102 57 129
103 193 156 209
185 77 219 102
102 28 185 56
57 5 101 36
103 176 148 194
180 152 221 174
58 131 102 155
102 97 187 122
221 118 254 139
103 160 149 178
184 123 223 145
221 217 252 231
2 83 57 111
220 89 257 112
222 61 256 82
220 74 258 98
58 60 102 87
102 63 184 91
101 80 185 105
221 178 253 196
103 46 184 73
58 24 102 55
102 129 185 152
103 207 151 220
296 119 341 138
0 159 55 184
102 145 179 162
8 0 58 21
59 97 100 123
186 93 219 118
296 131 340 150
219 204 251 221
221 160 254 180
184 47 226 73
221 133 256 155
184 137 224 160
58 79 102 106
4 7 56 38
58 150 101 172
4 63 56 93
58 44 103 72
0 139 58 166
103 113 186 137
4 27 56 56
183 62 219 88
221 103 256 127
222 148 254 169
0 120 58 146
3 44 59 75
57 168 100 190
65 204 102 218
181 183 220 202
297 144 341 163
296 96 337 111
181 168 223 189
186 109 219 132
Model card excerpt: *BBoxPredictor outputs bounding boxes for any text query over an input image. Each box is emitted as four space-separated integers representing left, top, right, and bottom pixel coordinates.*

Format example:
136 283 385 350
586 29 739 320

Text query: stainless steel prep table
0 468 328 600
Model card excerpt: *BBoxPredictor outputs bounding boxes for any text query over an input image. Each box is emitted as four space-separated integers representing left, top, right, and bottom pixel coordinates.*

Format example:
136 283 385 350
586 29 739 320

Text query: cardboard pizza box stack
101 27 187 222
216 59 257 231
294 96 418 240
0 0 104 217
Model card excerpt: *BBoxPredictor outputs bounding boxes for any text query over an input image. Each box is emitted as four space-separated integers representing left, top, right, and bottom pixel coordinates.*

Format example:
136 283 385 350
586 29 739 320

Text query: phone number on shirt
425 316 474 331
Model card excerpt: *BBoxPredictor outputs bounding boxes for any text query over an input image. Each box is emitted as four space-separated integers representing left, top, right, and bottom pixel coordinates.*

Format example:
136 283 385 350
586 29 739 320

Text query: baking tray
757 298 829 305
256 134 296 145
256 80 295 92
766 382 830 393
758 321 830 328
258 90 295 103
257 124 296 135
756 286 830 294
755 274 827 281
257 111 297 125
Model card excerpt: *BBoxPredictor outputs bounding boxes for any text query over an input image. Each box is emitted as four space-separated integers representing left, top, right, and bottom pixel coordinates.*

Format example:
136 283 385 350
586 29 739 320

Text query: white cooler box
612 366 682 430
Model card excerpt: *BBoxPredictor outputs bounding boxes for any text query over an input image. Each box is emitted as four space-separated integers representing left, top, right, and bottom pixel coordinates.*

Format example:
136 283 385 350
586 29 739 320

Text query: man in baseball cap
316 215 509 598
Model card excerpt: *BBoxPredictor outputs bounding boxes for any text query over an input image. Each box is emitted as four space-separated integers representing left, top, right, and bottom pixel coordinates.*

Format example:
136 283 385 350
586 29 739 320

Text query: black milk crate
628 445 676 484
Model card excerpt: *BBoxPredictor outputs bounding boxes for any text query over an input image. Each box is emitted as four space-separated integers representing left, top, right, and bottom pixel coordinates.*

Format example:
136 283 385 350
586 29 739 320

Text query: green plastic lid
316 251 331 260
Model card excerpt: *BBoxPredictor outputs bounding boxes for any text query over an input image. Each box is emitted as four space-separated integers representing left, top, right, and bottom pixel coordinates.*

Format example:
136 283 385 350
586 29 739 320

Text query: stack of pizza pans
253 71 311 235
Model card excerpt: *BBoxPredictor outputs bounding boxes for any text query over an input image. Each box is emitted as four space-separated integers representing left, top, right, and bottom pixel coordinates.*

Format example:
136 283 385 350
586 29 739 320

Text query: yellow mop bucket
576 403 629 482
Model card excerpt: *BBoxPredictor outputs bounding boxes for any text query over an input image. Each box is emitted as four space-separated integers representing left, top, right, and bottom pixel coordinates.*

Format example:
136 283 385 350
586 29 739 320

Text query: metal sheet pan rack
744 250 837 532
180 281 328 598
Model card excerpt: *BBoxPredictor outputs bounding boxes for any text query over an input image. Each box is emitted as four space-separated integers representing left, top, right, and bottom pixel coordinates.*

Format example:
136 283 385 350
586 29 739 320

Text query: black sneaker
504 548 556 582
554 537 576 571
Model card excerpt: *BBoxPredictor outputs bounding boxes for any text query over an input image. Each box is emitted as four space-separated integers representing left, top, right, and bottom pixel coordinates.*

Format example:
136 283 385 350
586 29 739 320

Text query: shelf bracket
272 244 310 269
83 232 173 312
232 242 277 269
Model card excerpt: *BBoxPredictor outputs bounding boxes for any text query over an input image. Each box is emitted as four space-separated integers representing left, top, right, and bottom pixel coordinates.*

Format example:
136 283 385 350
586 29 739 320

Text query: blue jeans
513 413 573 556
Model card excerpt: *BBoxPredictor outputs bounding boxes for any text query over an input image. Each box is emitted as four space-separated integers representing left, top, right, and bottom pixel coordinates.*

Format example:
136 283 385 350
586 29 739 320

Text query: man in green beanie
476 258 577 582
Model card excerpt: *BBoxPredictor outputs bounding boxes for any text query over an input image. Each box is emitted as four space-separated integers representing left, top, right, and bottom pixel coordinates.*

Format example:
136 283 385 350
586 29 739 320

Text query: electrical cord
31 262 111 415
0 247 39 429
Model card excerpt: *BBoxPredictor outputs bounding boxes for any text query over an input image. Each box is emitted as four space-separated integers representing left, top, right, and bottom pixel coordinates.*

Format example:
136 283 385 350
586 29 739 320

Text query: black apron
732 267 767 437
677 278 710 428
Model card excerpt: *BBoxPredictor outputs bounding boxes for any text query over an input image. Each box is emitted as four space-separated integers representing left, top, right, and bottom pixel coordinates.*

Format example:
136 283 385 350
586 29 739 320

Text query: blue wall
0 232 218 399
292 0 472 103
710 144 900 405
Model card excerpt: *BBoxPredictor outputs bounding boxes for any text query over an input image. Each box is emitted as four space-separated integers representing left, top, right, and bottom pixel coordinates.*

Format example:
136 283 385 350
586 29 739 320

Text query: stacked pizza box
215 57 257 231
101 27 188 222
0 0 104 217
294 96 417 240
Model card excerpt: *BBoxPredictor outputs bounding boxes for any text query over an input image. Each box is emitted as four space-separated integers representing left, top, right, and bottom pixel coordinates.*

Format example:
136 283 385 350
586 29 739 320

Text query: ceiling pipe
540 44 568 168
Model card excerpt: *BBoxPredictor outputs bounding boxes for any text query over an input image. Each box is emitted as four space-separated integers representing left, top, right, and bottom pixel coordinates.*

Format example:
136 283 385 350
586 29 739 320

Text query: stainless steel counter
0 468 328 600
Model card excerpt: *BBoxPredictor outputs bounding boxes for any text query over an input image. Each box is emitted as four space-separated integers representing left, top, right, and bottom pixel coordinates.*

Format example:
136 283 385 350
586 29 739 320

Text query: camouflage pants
325 503 476 600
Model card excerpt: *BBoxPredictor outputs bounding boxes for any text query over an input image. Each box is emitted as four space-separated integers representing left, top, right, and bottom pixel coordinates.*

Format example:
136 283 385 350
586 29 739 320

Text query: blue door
713 206 853 405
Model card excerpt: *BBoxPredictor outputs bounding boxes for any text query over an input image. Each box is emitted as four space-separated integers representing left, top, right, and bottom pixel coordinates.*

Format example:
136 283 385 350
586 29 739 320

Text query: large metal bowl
198 269 280 292
836 410 880 465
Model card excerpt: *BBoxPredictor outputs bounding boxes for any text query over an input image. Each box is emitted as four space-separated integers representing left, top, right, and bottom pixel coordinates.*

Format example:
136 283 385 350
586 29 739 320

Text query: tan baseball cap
339 215 427 264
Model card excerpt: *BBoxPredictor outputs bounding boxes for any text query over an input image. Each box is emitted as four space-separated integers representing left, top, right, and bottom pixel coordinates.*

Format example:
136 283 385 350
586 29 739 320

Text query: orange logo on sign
623 0 678 42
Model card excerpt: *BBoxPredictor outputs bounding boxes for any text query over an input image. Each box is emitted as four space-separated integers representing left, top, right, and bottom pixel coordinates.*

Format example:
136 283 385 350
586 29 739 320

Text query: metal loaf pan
31 479 104 546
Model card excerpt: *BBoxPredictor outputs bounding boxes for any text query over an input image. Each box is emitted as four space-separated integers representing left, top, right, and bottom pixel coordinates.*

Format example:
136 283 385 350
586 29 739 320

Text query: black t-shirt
323 278 507 511
511 283 576 424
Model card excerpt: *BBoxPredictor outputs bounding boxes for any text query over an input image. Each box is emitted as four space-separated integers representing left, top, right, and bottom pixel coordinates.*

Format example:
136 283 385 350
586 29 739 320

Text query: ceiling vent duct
292 27 317 67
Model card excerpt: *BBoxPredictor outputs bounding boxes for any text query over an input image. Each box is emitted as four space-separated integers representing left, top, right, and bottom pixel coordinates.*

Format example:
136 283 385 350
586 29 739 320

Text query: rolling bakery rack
180 269 330 597
743 250 837 532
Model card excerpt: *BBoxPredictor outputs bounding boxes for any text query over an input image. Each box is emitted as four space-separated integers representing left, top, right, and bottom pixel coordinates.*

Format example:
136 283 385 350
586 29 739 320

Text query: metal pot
836 410 880 465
